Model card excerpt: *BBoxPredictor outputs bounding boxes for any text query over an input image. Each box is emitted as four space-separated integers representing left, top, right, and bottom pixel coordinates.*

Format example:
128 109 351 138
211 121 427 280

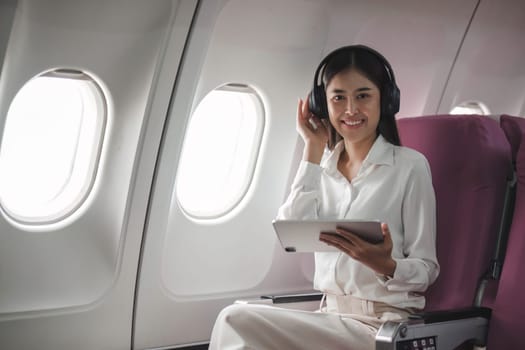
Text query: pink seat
375 115 511 349
486 115 525 348
397 115 512 311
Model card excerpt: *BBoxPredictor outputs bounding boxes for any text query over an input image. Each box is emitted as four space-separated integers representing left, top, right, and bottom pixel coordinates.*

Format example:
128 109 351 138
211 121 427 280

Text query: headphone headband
309 44 400 118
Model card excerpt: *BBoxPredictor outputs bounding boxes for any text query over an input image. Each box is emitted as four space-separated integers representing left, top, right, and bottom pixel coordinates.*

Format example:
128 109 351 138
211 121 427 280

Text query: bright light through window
176 84 264 219
0 70 106 225
450 100 491 115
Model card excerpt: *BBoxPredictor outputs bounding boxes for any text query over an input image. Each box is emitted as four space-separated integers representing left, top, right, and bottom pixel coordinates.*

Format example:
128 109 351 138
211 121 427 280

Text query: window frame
175 83 266 221
0 68 108 228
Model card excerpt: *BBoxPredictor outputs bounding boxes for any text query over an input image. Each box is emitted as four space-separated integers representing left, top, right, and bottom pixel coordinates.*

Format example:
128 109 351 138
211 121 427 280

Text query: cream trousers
209 294 412 350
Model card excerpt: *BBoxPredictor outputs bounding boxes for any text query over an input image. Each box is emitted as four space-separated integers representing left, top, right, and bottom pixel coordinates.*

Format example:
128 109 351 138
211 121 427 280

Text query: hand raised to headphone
297 95 329 164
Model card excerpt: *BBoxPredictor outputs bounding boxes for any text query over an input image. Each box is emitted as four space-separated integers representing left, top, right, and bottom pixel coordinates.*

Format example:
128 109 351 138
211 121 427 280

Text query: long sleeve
276 160 324 220
380 157 440 292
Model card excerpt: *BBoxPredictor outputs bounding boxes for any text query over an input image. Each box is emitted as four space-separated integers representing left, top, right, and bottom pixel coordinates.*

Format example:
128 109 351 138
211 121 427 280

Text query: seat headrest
398 114 512 185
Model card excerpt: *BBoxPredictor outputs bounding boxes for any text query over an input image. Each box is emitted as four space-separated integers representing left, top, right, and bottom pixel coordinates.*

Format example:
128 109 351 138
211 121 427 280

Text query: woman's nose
345 99 357 115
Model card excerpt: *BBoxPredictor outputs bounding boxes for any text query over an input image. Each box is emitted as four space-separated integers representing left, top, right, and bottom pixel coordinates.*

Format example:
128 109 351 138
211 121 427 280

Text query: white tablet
271 219 384 253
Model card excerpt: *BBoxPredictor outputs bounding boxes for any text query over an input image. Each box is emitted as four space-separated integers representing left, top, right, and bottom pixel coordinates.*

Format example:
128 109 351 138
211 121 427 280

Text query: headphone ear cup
382 83 400 115
391 85 400 114
309 84 328 119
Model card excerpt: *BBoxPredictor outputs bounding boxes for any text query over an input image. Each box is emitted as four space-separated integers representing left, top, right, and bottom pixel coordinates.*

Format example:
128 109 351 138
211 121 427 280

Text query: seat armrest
408 306 491 324
376 307 491 350
260 292 323 304
234 292 323 312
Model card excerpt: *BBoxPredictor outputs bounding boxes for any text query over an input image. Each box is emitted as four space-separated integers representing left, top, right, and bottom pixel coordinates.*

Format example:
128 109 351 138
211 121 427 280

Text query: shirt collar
363 134 395 167
322 134 394 174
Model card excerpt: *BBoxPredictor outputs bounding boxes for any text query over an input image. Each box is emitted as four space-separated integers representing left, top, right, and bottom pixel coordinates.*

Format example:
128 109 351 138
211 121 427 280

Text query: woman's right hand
297 95 329 164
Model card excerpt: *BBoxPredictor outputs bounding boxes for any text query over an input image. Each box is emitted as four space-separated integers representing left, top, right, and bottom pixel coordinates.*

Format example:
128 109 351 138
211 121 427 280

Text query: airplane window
0 69 106 227
450 100 491 115
176 84 264 219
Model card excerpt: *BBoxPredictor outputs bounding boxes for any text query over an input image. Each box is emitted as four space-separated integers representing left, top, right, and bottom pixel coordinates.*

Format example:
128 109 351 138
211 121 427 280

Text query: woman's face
325 68 381 146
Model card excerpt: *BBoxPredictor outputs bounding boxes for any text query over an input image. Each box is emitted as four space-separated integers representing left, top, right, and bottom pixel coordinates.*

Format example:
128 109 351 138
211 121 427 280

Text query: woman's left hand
319 223 397 277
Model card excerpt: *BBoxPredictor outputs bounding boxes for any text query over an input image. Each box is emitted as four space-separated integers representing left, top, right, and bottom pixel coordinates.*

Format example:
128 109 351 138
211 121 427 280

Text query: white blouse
277 135 439 309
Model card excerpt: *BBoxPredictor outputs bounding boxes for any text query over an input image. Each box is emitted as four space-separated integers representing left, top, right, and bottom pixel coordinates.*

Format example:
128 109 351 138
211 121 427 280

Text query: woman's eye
356 93 370 100
333 95 345 101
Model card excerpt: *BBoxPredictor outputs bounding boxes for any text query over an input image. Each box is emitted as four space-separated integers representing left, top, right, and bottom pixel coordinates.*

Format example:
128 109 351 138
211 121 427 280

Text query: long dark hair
321 46 401 148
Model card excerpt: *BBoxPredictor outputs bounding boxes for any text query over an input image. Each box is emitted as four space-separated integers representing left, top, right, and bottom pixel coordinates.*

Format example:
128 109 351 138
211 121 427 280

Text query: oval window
176 84 265 219
0 69 107 226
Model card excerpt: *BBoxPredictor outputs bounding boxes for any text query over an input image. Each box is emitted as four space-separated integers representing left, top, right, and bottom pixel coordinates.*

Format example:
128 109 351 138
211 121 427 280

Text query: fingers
381 223 393 244
298 95 316 119
335 228 361 245
297 98 311 124
296 95 329 164
303 94 310 118
297 96 311 118
304 94 323 130
319 232 355 257
297 98 304 122
297 97 320 132
321 225 395 275
320 231 354 246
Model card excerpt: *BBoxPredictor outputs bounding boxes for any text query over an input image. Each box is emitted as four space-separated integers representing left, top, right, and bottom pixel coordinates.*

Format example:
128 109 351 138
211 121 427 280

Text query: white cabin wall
320 0 479 118
438 0 525 117
0 0 169 314
134 0 331 347
0 1 17 81
0 0 196 349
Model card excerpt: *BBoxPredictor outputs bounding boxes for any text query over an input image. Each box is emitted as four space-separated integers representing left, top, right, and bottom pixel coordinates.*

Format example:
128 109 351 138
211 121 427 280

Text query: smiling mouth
341 119 364 126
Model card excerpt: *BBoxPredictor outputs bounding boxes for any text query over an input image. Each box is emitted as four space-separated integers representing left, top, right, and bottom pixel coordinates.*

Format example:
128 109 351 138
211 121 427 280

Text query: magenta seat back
487 115 525 349
397 115 512 311
501 115 525 161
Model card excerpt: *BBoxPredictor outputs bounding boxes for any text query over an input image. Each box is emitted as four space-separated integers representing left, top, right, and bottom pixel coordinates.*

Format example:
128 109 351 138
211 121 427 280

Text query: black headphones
308 45 400 119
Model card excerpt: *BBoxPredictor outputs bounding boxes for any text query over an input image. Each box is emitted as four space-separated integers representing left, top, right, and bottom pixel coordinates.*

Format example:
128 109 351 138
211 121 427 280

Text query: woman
209 45 439 350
